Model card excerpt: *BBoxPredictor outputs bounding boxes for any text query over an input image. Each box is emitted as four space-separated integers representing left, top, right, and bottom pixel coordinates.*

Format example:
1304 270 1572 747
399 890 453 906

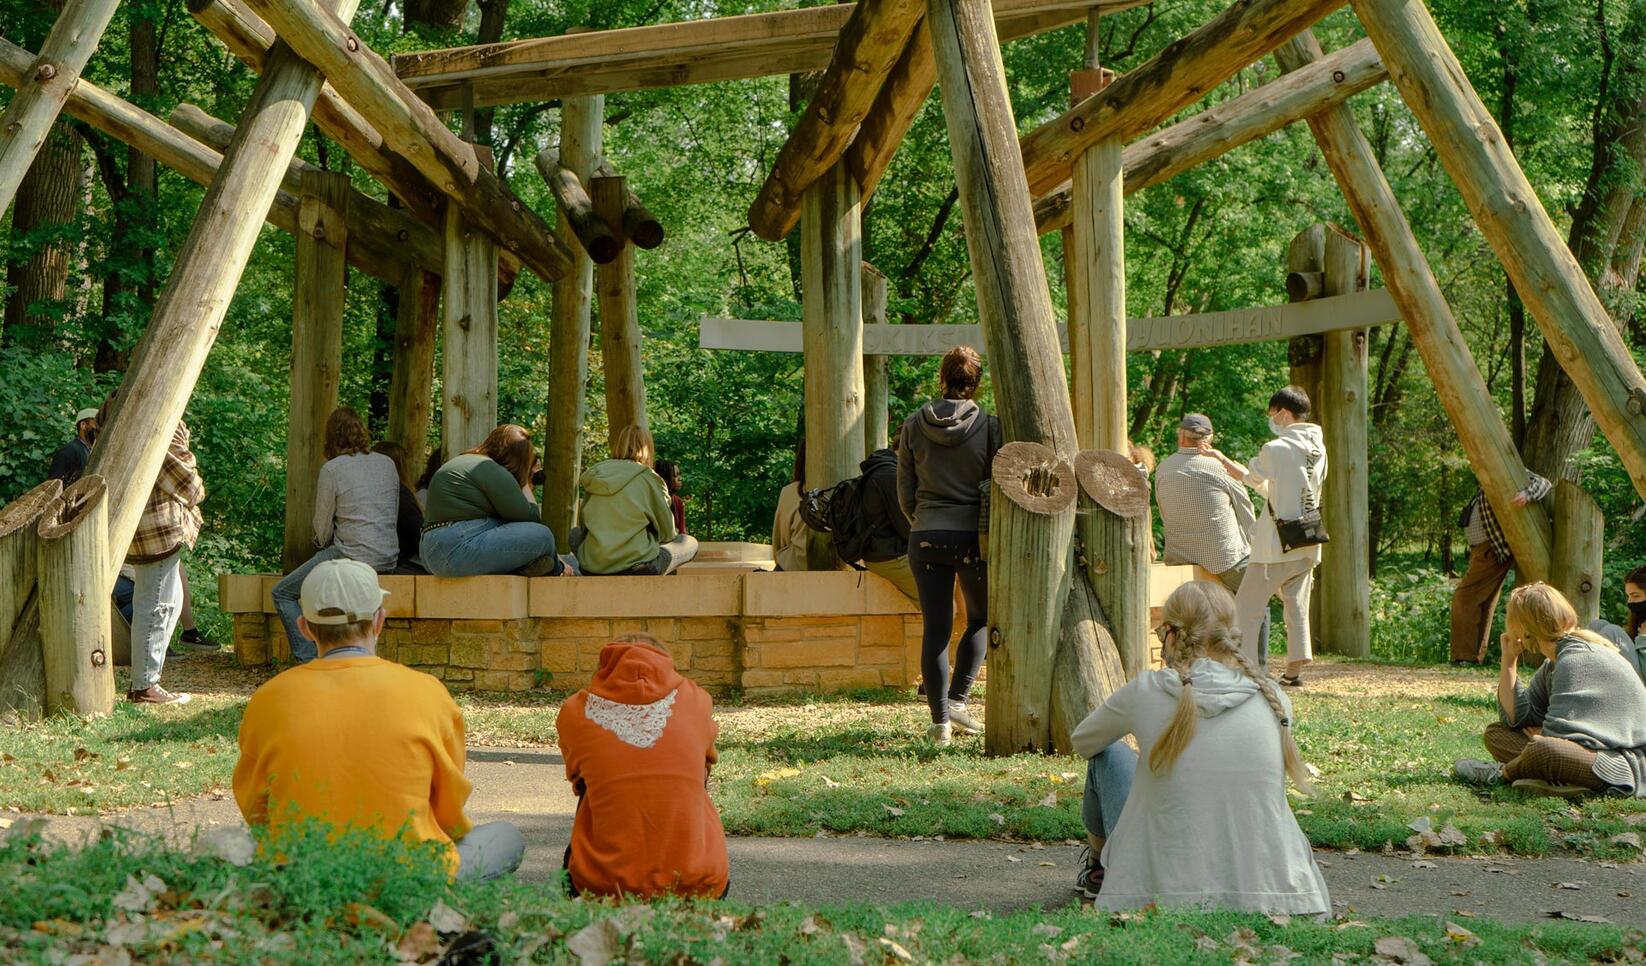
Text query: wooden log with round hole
37 476 115 717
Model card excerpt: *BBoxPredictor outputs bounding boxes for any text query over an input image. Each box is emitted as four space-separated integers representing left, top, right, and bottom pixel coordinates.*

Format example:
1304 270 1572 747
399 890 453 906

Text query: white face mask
1269 416 1285 435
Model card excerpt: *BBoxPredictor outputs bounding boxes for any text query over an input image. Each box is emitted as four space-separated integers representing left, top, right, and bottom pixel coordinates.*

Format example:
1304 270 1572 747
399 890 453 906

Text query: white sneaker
927 722 952 747
947 701 983 735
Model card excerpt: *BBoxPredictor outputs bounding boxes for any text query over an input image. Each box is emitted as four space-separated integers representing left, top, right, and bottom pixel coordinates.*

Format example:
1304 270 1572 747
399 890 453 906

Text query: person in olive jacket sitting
575 426 699 576
420 424 566 577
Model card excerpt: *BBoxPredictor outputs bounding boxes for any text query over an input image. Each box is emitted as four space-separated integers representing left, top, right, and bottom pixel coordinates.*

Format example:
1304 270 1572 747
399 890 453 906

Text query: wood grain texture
593 160 665 250
0 0 119 213
543 95 602 546
387 265 440 476
1050 567 1127 752
1354 0 1646 499
1018 0 1346 197
1273 30 1551 579
535 149 620 264
861 262 891 455
1068 137 1125 451
284 168 350 572
37 476 114 717
594 175 650 452
800 161 865 571
242 0 572 282
442 149 501 456
1313 227 1370 658
1550 481 1603 625
747 0 926 241
1075 451 1150 679
0 479 60 721
1033 36 1386 233
88 0 363 581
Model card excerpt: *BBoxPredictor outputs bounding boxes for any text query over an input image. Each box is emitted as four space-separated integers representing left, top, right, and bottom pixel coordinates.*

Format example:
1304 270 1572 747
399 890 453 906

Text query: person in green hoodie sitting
574 426 699 576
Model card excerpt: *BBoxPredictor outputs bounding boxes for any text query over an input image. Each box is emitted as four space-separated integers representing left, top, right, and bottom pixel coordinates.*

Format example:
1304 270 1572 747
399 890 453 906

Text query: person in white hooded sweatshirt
1071 581 1329 914
1201 385 1327 686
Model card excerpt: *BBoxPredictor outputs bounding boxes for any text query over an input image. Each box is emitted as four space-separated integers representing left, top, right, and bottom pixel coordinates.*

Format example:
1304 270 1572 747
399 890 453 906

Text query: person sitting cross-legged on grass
556 633 729 899
233 559 525 880
1454 582 1646 799
1070 581 1329 915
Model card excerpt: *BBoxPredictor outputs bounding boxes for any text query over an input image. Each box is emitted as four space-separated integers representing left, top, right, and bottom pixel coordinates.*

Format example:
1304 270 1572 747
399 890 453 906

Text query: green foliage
0 346 120 502
1369 567 1464 665
0 829 1636 964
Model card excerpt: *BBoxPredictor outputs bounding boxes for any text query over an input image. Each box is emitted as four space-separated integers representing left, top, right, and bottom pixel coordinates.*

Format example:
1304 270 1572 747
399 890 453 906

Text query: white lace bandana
583 689 678 749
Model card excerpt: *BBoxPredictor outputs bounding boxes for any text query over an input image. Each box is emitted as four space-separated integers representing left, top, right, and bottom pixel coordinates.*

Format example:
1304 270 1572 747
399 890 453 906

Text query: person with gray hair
1153 413 1267 656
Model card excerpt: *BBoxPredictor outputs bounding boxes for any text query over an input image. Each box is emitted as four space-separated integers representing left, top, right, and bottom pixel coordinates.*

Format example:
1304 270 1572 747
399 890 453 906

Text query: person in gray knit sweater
1455 583 1646 798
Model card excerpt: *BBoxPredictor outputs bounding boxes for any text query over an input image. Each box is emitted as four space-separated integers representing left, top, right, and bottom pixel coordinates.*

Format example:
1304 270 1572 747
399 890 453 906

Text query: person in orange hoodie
557 633 729 898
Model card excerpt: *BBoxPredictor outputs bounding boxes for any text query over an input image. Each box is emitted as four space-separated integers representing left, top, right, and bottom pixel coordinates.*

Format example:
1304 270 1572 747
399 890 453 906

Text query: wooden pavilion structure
0 0 1640 753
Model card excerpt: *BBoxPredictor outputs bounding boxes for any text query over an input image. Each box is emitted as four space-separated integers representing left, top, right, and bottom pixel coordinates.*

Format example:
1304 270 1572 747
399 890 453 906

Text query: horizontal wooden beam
0 36 423 284
701 288 1401 354
747 0 926 242
1034 35 1385 233
1018 0 1347 197
188 0 446 226
243 0 573 282
390 0 1146 110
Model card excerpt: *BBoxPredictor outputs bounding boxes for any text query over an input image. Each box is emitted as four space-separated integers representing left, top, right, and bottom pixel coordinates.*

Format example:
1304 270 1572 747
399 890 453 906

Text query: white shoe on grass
947 701 983 735
1454 758 1505 785
927 722 952 747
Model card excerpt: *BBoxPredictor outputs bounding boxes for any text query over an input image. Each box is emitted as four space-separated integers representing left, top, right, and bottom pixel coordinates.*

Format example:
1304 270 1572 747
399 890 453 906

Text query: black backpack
798 475 877 564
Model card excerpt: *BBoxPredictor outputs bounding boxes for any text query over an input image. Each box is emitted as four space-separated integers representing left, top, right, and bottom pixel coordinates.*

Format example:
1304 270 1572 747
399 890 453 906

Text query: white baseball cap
300 558 389 625
74 408 99 427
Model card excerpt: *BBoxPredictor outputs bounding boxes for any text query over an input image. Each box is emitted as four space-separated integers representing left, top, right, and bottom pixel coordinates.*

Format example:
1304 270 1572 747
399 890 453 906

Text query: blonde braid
1227 649 1317 795
1148 651 1200 774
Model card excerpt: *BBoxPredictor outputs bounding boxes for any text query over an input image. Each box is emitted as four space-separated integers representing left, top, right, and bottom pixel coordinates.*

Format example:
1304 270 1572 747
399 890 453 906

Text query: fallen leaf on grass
821 776 841 789
396 922 442 963
1343 791 1370 803
878 938 914 963
1370 875 1397 891
1548 911 1613 924
426 900 467 935
1268 915 1292 927
1032 924 1064 939
968 910 991 920
1610 833 1641 850
1005 854 1021 863
881 804 905 817
1443 923 1479 948
1623 813 1646 826
1372 935 1432 965
73 747 99 762
112 874 167 914
566 919 624 966
1037 793 1058 808
988 813 1005 826
754 767 801 788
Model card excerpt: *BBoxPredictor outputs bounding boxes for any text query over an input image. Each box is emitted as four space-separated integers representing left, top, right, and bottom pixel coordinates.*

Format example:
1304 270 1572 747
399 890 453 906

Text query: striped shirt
1153 448 1256 574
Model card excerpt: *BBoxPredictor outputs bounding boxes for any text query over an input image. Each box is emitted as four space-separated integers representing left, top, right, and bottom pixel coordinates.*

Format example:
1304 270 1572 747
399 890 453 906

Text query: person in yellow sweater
232 559 524 879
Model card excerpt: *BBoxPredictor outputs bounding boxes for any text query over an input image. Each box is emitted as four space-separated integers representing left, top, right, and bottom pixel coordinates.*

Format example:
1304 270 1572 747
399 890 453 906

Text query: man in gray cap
1153 413 1268 654
46 407 100 484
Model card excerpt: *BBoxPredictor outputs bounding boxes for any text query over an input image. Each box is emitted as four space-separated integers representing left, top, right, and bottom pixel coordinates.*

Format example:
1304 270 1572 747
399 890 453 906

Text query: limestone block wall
219 562 1198 696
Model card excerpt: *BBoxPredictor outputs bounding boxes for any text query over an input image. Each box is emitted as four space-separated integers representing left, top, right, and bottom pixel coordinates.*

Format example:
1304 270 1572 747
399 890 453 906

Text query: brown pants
1483 723 1608 790
1449 543 1514 662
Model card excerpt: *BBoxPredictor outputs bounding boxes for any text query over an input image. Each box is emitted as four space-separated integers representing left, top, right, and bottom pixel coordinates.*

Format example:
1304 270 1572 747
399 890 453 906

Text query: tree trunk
1550 480 1604 625
3 122 81 348
37 475 113 717
95 7 157 373
472 0 509 144
1313 228 1371 657
441 144 499 456
387 265 440 473
593 175 648 451
1068 135 1125 451
861 262 890 455
405 0 470 33
1074 450 1150 679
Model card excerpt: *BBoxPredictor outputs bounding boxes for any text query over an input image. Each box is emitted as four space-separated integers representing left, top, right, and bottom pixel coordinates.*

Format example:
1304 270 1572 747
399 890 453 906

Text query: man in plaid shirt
1449 471 1552 666
122 419 206 705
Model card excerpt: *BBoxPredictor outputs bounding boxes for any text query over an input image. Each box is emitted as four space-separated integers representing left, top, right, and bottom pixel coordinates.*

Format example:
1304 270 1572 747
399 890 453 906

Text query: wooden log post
594 160 665 250
1050 552 1128 752
1066 64 1125 451
1273 30 1552 579
989 443 1076 754
535 149 620 264
442 143 500 456
1353 0 1646 499
387 265 440 472
861 262 891 455
1075 450 1151 679
88 0 365 582
1550 481 1603 624
929 0 1130 755
0 480 60 720
1286 225 1326 409
543 94 602 546
747 0 926 241
1314 227 1371 657
242 0 572 283
800 160 866 570
284 168 350 571
593 175 649 450
37 476 114 717
0 0 120 214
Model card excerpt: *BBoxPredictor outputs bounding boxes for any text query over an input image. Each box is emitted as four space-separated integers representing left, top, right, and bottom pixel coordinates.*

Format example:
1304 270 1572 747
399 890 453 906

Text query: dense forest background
1 0 1643 657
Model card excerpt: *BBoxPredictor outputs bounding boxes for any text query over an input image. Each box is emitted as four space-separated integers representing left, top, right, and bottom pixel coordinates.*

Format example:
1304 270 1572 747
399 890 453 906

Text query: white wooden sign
700 288 1400 355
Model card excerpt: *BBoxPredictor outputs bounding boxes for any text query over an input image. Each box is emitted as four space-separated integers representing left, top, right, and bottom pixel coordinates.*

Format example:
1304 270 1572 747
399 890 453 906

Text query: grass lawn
2 829 1639 965
4 656 1644 860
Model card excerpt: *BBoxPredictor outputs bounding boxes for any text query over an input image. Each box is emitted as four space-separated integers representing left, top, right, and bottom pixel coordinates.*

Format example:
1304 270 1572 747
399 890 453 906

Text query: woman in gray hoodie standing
897 346 1002 745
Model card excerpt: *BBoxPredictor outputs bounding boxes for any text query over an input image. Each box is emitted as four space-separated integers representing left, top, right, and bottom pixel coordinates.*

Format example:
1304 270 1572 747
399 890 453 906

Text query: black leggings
909 530 989 724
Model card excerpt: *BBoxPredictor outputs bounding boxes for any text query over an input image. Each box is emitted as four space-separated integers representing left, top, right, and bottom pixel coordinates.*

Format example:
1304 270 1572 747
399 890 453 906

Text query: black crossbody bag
1275 449 1329 553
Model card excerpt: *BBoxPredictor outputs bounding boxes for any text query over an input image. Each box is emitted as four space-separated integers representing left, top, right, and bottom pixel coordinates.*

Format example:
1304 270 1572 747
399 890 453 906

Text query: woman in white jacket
1202 385 1327 686
1072 581 1329 914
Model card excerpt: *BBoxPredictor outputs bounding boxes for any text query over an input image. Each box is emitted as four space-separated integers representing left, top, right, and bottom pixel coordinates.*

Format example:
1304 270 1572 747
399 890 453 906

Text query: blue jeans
271 545 346 664
1082 743 1138 840
420 518 560 577
130 552 183 691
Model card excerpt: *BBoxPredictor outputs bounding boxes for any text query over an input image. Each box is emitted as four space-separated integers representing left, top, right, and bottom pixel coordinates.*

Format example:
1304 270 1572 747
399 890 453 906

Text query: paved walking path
19 748 1644 925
